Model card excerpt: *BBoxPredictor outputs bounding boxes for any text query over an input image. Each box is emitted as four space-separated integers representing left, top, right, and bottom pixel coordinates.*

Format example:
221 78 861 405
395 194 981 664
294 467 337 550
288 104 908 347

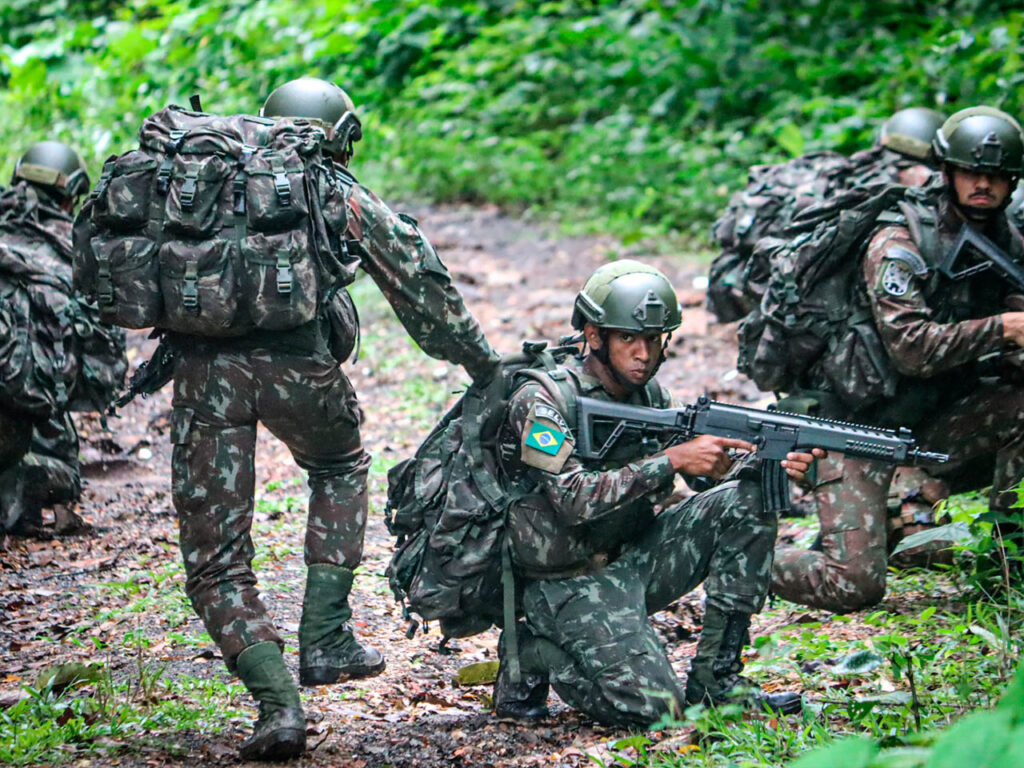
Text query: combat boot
235 642 306 761
298 564 385 686
493 623 550 723
684 607 801 715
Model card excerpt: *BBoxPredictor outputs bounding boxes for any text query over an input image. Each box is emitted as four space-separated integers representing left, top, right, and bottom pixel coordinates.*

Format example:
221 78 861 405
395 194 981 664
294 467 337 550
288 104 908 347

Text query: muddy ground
2 204 835 767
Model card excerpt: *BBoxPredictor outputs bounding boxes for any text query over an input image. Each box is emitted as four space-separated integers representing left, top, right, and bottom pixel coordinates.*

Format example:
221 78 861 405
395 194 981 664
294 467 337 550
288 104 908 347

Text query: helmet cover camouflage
571 260 682 333
261 77 363 159
12 141 90 200
933 106 1024 176
878 107 946 161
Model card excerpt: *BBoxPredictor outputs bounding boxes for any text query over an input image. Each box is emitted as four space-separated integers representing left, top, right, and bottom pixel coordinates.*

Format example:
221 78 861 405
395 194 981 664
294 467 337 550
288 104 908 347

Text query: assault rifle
939 224 1024 292
575 396 949 514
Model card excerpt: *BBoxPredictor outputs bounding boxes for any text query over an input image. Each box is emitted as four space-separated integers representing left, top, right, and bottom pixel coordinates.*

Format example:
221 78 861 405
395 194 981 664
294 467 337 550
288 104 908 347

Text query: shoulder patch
880 258 914 297
520 403 575 473
883 245 929 276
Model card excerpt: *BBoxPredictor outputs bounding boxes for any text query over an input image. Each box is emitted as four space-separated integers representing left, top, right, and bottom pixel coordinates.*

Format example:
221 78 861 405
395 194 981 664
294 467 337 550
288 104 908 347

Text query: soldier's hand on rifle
1002 311 1024 348
664 435 756 479
782 448 827 483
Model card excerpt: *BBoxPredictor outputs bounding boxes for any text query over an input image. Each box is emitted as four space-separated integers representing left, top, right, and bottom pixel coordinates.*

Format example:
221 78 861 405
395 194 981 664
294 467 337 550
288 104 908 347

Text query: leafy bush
788 660 1024 768
2 1 1024 235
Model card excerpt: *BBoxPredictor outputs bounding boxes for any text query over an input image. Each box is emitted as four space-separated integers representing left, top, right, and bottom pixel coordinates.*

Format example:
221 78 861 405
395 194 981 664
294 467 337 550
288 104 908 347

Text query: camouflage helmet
12 141 90 200
571 260 682 333
878 107 946 161
261 77 362 160
933 106 1024 176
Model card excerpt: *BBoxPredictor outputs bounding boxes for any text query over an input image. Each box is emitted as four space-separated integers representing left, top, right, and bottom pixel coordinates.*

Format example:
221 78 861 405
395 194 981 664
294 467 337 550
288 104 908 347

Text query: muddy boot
493 623 550 723
298 564 385 686
684 608 801 715
235 642 306 761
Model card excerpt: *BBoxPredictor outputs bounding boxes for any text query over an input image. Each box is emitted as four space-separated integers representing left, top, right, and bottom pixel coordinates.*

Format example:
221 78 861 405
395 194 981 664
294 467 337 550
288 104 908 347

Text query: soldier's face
951 168 1012 210
604 330 664 386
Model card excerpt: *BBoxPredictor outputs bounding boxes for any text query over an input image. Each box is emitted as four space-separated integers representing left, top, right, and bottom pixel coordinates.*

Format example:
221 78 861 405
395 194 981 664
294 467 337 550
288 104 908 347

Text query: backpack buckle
96 251 114 306
180 167 199 210
232 175 247 215
182 260 199 310
276 250 292 294
273 172 291 207
156 157 174 195
270 155 291 207
233 146 257 215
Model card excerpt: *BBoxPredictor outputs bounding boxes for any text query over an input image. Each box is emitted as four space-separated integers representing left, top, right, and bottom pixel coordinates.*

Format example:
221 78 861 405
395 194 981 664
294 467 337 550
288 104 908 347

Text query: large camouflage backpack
708 151 853 322
73 105 358 337
737 183 942 412
385 340 581 642
0 184 125 419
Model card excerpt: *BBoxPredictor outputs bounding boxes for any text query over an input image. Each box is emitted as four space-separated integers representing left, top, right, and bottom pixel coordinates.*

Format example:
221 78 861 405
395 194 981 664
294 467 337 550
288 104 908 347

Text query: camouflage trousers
773 381 1024 612
0 410 80 532
518 474 774 727
171 345 371 671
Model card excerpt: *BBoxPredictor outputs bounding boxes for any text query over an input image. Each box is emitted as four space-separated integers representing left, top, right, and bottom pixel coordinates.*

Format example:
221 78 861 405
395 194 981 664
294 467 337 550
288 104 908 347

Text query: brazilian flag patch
525 422 566 456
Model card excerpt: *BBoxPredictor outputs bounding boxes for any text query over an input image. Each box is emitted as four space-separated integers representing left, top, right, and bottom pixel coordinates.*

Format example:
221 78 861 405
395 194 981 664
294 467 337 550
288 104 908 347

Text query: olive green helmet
261 77 362 160
12 141 90 200
878 107 946 162
933 106 1024 176
571 260 682 334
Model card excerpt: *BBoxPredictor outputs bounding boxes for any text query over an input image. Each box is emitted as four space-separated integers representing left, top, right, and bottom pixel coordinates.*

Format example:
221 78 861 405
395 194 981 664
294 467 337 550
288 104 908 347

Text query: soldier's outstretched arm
864 225 1007 377
346 183 499 383
508 384 676 527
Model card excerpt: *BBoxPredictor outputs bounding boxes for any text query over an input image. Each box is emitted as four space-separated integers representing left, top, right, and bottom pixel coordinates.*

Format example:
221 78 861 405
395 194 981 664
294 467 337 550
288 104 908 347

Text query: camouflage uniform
773 194 1024 611
498 357 776 726
171 174 497 671
0 182 95 533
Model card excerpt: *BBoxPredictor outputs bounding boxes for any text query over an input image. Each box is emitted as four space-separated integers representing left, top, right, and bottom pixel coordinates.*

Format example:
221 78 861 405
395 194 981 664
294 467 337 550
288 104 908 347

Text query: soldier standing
491 261 821 726
0 142 123 536
161 79 499 760
772 106 1024 612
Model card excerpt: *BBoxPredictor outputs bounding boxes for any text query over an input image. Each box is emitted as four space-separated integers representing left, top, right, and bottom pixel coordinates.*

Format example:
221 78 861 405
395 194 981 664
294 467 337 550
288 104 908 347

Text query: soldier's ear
583 323 603 350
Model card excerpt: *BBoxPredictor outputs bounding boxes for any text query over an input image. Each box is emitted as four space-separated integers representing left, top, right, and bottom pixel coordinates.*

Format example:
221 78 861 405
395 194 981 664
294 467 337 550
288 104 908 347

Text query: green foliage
619 592 1023 768
0 670 246 765
3 1 1024 236
783 660 1024 768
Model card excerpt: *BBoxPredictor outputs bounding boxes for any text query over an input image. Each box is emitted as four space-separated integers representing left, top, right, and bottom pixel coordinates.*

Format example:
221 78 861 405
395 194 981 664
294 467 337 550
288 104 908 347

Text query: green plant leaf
454 660 499 686
923 709 1014 768
34 662 104 693
834 650 886 676
789 737 878 768
891 523 971 555
868 747 931 768
996 663 1024 723
775 123 805 157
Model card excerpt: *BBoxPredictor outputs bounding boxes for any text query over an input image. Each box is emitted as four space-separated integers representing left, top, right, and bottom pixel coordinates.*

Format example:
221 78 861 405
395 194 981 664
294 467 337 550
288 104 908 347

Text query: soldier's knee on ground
549 645 684 728
818 567 886 613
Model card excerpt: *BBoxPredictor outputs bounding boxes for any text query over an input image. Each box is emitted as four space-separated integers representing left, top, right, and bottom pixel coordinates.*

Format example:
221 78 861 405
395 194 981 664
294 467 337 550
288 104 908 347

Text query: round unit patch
880 259 914 297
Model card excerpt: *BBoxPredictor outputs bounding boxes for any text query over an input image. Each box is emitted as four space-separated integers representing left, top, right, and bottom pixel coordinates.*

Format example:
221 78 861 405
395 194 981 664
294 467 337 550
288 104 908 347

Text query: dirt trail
1 205 772 767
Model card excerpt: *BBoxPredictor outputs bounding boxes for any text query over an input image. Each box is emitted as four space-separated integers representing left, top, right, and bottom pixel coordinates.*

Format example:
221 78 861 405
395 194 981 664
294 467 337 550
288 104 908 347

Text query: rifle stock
575 396 949 514
939 225 1024 291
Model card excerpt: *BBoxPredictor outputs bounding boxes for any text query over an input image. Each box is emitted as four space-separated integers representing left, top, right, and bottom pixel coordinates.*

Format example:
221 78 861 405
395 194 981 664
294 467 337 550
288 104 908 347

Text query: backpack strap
897 199 941 269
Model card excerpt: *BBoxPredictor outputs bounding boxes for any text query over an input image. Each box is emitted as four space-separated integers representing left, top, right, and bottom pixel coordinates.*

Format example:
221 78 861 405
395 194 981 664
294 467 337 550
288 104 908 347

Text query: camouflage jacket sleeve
346 183 498 381
864 224 1006 377
508 383 676 527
